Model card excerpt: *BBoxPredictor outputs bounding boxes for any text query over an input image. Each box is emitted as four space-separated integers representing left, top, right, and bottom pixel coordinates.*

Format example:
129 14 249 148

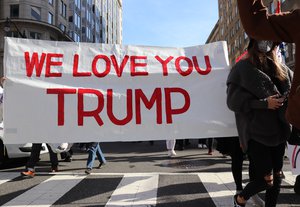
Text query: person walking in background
61 148 73 162
198 139 207 149
166 139 176 157
176 139 191 151
206 138 214 155
227 38 292 207
199 138 214 155
0 78 59 177
21 144 58 178
85 142 106 174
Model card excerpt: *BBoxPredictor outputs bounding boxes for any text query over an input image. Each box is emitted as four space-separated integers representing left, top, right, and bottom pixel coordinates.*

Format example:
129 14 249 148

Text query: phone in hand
279 91 289 102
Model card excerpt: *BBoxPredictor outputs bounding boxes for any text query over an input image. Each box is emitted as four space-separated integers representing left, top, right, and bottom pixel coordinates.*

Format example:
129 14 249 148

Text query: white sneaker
246 194 264 207
168 150 176 157
198 144 202 148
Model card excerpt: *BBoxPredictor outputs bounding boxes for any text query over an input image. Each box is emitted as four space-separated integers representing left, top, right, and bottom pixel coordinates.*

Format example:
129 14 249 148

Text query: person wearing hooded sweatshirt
236 0 300 133
227 38 292 207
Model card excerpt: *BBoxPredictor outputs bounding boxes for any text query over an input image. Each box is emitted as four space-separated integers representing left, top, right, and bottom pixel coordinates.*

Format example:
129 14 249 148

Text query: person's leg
26 143 42 170
47 144 58 171
207 138 213 154
169 139 176 156
176 139 184 150
166 140 171 150
64 149 73 162
185 139 191 146
236 140 273 205
169 139 176 150
231 139 244 191
265 143 285 207
198 139 205 148
96 143 106 164
21 143 42 177
86 143 97 170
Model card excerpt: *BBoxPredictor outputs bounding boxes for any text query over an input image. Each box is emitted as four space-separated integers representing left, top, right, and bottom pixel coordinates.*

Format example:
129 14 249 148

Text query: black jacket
227 59 292 152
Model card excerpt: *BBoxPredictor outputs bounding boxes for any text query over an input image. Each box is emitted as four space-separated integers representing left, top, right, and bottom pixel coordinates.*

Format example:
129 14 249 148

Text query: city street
0 140 299 207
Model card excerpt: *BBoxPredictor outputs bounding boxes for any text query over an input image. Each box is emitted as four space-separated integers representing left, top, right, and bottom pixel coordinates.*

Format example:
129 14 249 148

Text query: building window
29 31 42 39
48 12 54 24
75 0 81 9
59 23 66 32
60 1 67 18
86 27 91 39
6 31 19 38
74 13 81 28
31 6 41 21
10 5 19 18
74 32 80 42
49 0 53 5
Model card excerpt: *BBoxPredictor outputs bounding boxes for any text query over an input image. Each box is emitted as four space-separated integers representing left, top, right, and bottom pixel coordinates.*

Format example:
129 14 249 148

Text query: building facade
208 0 296 69
0 0 123 76
67 0 122 44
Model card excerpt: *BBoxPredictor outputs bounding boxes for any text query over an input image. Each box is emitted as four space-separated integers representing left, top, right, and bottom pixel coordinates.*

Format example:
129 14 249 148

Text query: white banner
3 37 237 144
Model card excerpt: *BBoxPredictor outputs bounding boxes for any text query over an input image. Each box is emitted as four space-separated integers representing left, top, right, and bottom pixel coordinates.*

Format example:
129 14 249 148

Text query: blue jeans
86 142 106 169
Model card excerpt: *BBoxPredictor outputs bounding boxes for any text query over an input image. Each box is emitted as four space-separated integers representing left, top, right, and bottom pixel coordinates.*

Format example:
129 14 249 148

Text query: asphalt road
0 140 299 207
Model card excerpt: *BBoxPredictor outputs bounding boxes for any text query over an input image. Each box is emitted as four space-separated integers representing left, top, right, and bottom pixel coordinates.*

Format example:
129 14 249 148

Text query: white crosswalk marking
0 172 20 185
0 171 297 207
105 173 159 207
198 172 236 207
2 174 86 207
283 171 296 185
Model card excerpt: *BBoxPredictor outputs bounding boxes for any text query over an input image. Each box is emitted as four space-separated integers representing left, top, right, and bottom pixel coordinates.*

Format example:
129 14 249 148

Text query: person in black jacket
227 38 292 207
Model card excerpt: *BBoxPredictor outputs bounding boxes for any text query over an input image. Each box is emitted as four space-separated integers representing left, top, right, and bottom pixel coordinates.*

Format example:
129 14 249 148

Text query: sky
122 0 219 48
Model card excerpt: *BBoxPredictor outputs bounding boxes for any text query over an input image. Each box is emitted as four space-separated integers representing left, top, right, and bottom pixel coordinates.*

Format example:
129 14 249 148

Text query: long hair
247 40 287 81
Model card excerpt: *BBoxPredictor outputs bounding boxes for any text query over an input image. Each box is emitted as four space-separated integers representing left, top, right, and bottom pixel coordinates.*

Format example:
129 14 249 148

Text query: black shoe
51 166 58 172
233 195 245 207
85 168 92 174
295 175 300 195
98 162 106 169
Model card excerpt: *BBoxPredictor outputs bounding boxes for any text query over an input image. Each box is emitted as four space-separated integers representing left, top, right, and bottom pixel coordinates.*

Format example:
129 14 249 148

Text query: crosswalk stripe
198 172 235 207
105 174 159 207
2 174 86 207
0 172 20 185
0 171 297 207
283 171 296 185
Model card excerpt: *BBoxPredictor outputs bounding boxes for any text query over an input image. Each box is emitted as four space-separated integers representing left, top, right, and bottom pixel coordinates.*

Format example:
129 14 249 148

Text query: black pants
240 140 285 207
26 143 58 170
230 138 245 191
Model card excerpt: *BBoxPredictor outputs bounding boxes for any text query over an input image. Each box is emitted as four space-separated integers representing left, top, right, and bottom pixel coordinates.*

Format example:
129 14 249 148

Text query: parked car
0 123 48 165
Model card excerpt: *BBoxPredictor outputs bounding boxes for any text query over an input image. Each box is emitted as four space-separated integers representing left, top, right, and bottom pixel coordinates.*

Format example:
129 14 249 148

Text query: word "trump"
47 87 190 126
